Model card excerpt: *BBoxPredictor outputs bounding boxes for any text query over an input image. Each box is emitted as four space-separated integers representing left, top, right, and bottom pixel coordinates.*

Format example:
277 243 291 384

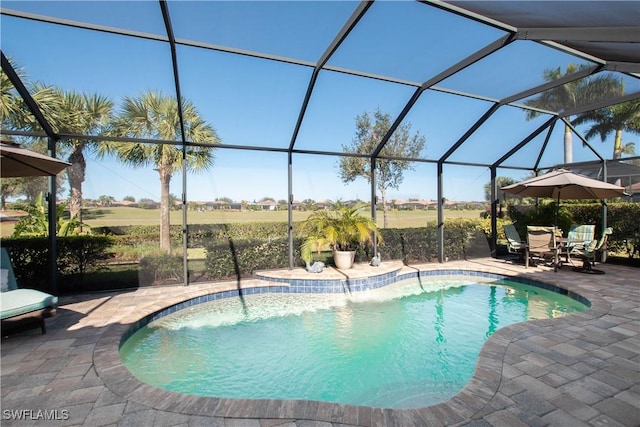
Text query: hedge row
1 236 112 293
92 223 291 247
3 205 638 293
87 217 528 264
2 221 484 292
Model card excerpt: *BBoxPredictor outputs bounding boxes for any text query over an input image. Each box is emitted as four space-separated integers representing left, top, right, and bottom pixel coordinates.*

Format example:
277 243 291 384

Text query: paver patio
1 258 638 426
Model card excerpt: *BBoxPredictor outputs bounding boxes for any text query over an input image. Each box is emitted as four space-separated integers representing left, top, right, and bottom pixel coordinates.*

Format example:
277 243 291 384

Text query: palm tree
524 64 623 163
484 176 517 203
3 71 112 221
108 90 220 252
300 202 381 267
49 90 113 221
571 99 640 159
0 59 26 127
2 57 62 133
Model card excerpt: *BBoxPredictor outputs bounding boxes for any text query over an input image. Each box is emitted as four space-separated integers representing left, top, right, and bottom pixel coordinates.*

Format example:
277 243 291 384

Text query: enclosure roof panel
1 0 638 172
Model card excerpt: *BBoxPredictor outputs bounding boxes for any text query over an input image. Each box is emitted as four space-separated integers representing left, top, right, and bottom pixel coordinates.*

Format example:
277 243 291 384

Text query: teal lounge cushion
0 289 58 320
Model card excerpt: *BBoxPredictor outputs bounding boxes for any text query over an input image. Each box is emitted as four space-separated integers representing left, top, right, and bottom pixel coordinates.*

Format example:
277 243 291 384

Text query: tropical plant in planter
300 204 382 269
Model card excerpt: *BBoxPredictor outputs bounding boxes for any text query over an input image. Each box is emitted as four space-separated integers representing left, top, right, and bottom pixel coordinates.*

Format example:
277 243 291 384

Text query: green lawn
1 206 485 237
81 206 484 229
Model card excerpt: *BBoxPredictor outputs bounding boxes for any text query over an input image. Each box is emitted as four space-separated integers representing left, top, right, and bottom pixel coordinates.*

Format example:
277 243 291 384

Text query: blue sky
2 1 636 203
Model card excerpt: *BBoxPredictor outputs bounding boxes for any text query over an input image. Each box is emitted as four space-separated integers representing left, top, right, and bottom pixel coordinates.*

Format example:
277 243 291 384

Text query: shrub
573 202 640 256
204 237 292 279
376 220 490 263
57 236 113 291
138 253 184 286
1 238 51 291
1 235 113 293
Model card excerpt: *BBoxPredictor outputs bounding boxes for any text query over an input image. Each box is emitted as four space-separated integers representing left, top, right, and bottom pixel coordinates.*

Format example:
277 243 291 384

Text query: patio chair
1 247 58 334
503 224 527 261
561 224 595 265
525 226 559 272
571 227 613 273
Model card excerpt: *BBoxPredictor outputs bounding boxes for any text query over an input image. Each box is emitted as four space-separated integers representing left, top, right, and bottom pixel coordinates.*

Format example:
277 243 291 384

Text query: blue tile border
254 269 402 293
119 268 590 347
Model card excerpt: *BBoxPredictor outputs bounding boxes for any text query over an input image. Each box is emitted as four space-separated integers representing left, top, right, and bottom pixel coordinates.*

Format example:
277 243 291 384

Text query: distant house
392 199 411 210
210 200 230 210
393 199 437 210
315 200 333 210
256 200 277 211
443 200 460 209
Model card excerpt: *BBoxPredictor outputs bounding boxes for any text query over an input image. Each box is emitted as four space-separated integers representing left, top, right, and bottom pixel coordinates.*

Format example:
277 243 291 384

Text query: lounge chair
570 227 613 273
503 224 527 262
525 226 559 272
561 224 595 265
1 247 58 334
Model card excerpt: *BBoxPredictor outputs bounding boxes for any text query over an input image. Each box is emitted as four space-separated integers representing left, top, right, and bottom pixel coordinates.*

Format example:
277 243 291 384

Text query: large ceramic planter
333 250 356 269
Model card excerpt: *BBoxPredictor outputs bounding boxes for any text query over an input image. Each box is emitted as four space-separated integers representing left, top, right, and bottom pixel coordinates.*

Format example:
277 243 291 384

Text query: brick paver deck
1 258 638 426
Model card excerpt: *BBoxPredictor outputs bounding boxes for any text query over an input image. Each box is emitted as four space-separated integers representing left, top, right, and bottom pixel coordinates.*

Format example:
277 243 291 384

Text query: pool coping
93 261 611 425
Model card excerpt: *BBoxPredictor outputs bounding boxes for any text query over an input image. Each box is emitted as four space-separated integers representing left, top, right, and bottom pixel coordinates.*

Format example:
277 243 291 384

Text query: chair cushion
0 289 58 320
1 269 8 292
508 241 527 250
0 248 19 291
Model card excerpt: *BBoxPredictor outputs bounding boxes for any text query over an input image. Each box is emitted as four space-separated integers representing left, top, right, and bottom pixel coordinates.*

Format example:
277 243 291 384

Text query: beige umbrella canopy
0 142 70 178
501 169 627 200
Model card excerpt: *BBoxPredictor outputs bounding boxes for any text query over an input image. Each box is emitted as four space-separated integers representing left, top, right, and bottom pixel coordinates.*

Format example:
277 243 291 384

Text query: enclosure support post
288 152 294 268
370 157 378 257
47 137 57 294
601 160 608 262
490 167 498 257
182 147 188 286
160 1 189 285
437 162 444 262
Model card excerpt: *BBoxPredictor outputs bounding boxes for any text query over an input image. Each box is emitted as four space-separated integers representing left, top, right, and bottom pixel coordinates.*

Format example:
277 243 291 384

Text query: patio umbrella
501 168 627 224
1 142 71 177
501 169 627 201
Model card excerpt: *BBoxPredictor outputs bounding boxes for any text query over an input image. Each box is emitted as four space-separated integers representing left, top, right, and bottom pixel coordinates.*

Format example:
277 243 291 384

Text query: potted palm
300 204 382 269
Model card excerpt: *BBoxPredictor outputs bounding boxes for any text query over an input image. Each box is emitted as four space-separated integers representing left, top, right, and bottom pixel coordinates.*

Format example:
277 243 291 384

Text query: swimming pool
120 274 587 409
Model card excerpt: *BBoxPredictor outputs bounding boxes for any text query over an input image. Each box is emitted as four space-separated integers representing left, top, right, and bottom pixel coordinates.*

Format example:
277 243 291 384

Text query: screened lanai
1 1 639 289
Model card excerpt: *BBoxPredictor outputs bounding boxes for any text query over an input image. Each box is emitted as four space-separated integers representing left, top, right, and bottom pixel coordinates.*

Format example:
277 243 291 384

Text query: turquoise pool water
120 276 587 409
